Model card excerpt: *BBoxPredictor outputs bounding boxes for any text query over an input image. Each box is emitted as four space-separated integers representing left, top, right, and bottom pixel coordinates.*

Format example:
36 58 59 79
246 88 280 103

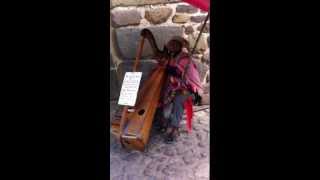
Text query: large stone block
197 23 210 33
172 14 190 23
184 25 194 34
145 7 172 24
187 33 208 53
115 26 183 59
200 9 207 13
110 69 120 100
111 9 142 27
116 60 158 88
111 0 181 8
191 15 207 23
176 4 198 13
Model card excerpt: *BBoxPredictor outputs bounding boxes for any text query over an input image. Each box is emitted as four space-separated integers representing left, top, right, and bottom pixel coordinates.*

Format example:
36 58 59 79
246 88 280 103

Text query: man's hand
158 58 168 66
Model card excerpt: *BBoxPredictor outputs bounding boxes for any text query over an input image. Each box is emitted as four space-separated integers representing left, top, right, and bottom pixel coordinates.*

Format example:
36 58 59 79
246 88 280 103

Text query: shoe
164 133 175 144
164 127 178 144
156 119 168 133
156 126 167 134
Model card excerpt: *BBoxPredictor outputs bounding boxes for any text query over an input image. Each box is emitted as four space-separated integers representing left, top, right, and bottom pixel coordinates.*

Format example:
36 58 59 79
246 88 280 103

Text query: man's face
166 40 182 55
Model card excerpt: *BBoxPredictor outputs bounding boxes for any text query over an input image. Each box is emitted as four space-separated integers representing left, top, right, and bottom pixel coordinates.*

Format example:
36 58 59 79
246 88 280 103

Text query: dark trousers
161 92 191 128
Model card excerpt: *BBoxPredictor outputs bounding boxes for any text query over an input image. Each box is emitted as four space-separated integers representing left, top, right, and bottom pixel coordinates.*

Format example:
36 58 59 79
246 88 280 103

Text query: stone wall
110 0 210 100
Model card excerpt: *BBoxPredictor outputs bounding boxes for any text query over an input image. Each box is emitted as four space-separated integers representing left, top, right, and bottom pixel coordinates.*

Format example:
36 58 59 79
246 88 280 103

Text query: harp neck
141 29 164 57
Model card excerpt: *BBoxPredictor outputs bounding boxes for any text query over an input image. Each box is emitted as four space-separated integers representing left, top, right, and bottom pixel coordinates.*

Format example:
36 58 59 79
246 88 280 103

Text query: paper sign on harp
118 72 143 107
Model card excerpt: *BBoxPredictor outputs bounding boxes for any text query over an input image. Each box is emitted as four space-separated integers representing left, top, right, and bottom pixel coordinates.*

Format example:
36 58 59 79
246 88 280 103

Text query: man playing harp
145 33 203 144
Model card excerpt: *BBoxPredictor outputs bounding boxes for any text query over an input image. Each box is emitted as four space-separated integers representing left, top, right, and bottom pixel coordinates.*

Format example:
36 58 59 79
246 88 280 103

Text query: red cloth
182 0 210 12
184 96 193 133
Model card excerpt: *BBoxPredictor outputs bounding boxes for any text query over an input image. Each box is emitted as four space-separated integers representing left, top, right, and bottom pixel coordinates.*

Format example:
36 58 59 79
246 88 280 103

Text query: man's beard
169 50 181 58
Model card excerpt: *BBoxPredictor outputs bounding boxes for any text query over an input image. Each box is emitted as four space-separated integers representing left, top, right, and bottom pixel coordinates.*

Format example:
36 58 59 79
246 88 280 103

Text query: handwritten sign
118 72 142 106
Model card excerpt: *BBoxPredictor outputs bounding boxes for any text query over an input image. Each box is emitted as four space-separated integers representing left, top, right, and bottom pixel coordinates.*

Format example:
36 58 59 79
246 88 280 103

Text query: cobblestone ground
110 101 210 180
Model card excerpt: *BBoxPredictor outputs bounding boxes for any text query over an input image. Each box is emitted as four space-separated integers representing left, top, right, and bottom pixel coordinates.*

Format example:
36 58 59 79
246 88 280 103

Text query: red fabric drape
184 96 193 133
182 0 210 12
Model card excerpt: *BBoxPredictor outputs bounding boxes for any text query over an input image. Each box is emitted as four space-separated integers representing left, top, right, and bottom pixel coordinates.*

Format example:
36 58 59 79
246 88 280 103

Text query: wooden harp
111 29 167 151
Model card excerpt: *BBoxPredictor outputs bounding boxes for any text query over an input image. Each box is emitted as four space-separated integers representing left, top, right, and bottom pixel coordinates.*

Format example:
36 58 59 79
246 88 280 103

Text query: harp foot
143 144 149 153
